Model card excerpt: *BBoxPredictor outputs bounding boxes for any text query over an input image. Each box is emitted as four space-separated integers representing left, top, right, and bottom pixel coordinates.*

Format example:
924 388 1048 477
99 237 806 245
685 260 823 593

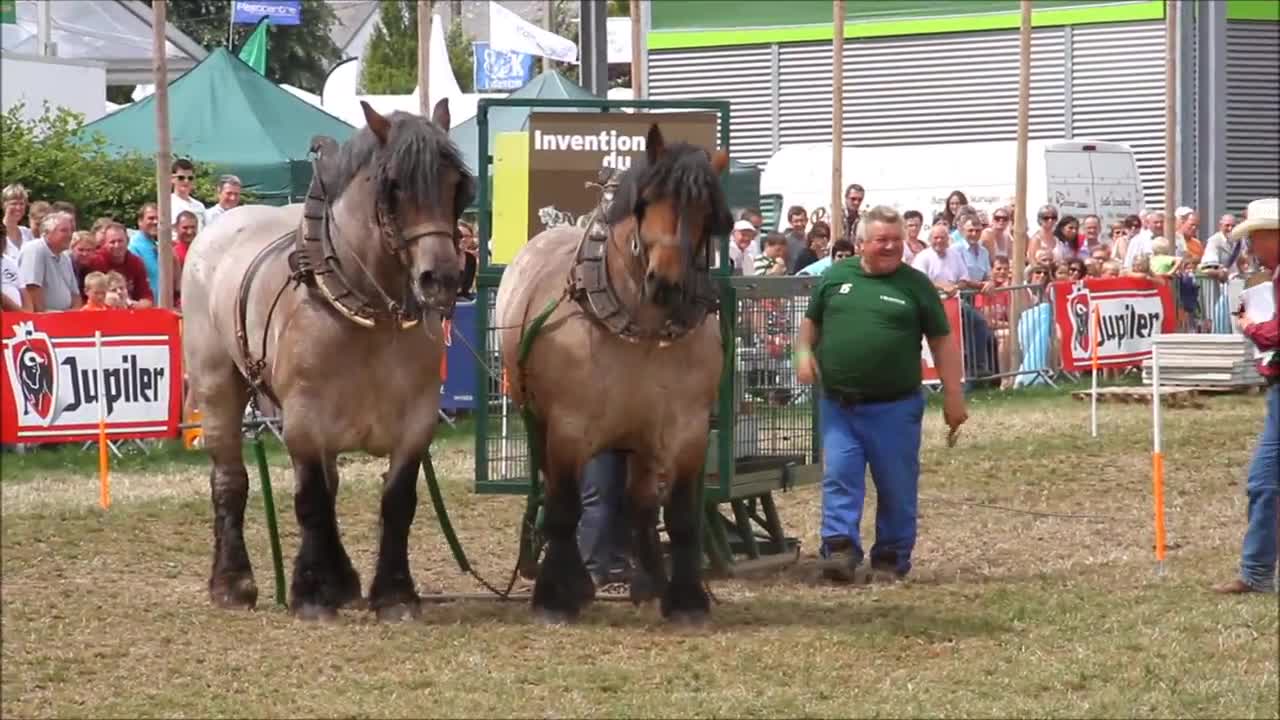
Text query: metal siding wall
1070 22 1168 209
1225 21 1280 214
777 28 1066 147
647 45 777 164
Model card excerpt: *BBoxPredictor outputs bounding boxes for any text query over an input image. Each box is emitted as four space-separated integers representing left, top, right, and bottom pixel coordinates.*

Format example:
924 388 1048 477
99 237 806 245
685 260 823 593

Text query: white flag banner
489 2 577 64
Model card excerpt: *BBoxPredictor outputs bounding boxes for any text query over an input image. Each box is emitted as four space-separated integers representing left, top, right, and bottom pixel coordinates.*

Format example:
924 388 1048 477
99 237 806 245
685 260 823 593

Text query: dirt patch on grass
2 395 1276 718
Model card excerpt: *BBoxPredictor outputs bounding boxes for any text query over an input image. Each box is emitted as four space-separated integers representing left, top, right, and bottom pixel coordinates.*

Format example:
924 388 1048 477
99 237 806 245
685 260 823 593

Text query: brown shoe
1212 579 1260 594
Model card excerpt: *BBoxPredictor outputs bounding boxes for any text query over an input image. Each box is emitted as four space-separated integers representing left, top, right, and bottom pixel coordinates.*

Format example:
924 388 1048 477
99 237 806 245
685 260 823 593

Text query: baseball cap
733 220 757 233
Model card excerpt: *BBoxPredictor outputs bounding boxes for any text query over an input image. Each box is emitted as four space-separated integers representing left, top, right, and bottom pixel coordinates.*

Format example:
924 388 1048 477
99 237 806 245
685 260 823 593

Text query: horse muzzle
644 271 684 308
416 269 461 318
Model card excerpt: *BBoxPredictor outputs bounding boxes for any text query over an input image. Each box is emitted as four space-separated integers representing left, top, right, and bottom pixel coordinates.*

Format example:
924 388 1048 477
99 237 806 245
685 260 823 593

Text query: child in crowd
105 270 129 309
1101 260 1121 278
1148 237 1179 276
81 272 111 311
753 232 790 276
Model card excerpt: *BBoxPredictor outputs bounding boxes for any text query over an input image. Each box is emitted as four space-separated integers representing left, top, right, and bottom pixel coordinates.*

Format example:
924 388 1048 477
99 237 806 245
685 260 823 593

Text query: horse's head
606 124 732 307
356 100 476 316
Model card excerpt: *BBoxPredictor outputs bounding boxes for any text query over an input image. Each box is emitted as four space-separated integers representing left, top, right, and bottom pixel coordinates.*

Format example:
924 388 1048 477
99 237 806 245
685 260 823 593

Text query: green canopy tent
81 47 355 205
449 70 759 212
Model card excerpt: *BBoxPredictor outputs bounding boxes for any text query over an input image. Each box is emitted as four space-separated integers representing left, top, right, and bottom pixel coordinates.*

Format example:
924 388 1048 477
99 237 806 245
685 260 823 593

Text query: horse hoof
209 575 258 610
532 607 577 625
374 601 421 623
666 608 710 627
291 603 339 622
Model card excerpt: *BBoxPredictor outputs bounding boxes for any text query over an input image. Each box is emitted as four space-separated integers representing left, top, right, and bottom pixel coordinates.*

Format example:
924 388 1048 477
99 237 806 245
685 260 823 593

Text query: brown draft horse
496 124 732 623
181 100 474 620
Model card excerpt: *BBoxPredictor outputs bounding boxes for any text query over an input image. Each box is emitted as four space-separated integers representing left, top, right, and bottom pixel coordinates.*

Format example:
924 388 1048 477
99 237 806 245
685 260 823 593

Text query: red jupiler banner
1 310 183 444
1051 277 1175 372
921 295 965 384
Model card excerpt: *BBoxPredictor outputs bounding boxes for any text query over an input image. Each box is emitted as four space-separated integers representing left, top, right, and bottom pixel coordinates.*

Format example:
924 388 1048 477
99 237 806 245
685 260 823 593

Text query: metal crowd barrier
952 274 1239 387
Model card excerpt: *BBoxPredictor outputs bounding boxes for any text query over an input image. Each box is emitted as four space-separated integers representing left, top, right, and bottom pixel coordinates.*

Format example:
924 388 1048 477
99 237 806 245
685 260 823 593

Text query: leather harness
231 135 433 408
565 169 719 345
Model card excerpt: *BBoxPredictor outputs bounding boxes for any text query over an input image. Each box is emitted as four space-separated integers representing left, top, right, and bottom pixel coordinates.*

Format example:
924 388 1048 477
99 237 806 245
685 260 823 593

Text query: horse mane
329 111 475 216
605 142 733 236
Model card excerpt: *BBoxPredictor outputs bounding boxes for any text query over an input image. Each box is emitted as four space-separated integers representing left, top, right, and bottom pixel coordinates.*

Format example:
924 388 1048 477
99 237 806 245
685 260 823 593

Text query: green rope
514 294 564 566
251 437 287 608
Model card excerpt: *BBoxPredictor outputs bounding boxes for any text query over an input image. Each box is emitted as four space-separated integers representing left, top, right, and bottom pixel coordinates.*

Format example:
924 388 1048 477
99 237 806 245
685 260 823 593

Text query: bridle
568 170 719 344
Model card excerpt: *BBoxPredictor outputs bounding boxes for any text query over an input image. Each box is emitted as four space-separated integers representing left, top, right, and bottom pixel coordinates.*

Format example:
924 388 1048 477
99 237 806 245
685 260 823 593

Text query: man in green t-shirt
795 205 968 583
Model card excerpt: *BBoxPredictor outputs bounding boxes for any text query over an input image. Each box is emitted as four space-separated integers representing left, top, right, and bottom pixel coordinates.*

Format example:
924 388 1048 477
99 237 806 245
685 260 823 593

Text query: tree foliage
2 104 224 226
146 0 341 93
361 1 474 95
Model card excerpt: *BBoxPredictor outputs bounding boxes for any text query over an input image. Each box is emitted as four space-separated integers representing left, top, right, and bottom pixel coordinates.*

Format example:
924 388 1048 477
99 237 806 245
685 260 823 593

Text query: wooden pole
630 0 643 99
1164 0 1177 244
418 0 432 116
831 0 844 242
1009 0 1032 369
153 0 174 310
544 0 555 74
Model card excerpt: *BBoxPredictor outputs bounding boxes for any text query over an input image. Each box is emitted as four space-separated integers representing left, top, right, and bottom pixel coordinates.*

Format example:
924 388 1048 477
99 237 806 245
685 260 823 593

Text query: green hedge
2 103 233 226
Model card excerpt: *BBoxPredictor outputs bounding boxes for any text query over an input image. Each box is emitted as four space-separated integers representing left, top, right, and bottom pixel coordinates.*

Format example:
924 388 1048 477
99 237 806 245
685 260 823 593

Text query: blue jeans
577 450 629 580
1240 383 1280 592
819 390 926 575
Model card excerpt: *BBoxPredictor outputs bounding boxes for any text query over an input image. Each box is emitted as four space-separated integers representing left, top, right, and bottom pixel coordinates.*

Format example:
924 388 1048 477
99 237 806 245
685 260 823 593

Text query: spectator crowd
721 183 1260 386
2 159 242 314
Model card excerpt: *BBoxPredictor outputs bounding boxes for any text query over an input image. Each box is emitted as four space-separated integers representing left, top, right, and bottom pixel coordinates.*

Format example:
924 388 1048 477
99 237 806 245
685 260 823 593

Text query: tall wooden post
418 0 432 116
544 0 555 74
1008 0 1032 371
1164 0 1177 243
630 0 643 98
153 0 174 309
831 0 845 242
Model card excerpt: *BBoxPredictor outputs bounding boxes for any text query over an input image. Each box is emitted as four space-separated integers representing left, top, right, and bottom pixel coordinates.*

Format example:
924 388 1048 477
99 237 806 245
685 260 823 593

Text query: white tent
320 13 497 129
0 0 207 84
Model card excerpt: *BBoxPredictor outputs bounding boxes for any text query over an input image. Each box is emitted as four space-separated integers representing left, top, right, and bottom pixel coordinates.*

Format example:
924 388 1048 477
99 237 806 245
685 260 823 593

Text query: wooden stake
419 1 432 117
1009 0 1032 370
153 0 174 310
1164 0 1177 244
630 0 643 99
831 0 845 242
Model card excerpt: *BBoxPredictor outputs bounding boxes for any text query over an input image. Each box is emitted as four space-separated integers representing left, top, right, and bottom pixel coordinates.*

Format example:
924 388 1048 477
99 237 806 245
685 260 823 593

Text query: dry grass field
2 389 1277 718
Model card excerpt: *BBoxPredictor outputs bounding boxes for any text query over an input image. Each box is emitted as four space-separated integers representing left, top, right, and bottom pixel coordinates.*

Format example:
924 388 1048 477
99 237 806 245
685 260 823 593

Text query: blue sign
472 41 534 92
441 301 479 411
232 0 301 25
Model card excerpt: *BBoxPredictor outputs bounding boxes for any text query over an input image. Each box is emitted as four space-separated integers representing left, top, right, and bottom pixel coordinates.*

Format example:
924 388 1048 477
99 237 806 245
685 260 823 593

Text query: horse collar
567 180 716 345
293 147 421 330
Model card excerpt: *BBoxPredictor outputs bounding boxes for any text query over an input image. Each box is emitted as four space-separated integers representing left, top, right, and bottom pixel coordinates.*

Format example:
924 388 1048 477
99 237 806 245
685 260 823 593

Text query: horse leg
661 474 711 624
289 453 361 620
198 367 257 609
626 456 669 606
532 451 594 622
368 452 422 621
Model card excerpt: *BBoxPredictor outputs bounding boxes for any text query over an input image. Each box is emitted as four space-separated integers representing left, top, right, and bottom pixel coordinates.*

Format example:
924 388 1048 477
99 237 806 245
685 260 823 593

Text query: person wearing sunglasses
1026 205 1059 262
170 158 206 233
981 206 1013 260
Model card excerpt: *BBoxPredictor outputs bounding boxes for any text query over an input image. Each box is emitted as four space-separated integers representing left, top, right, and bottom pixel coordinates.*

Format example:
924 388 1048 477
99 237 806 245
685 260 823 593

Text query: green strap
515 294 564 546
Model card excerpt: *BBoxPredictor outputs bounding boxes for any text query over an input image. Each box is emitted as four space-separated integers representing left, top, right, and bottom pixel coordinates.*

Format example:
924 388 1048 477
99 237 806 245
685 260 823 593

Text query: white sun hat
1230 198 1280 240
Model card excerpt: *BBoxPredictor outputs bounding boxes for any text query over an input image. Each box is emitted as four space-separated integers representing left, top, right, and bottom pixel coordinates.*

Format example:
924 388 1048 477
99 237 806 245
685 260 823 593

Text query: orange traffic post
1150 341 1167 572
94 331 110 510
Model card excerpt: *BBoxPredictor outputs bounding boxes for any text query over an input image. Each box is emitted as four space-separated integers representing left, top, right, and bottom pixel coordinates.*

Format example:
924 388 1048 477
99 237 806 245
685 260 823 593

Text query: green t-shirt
804 260 950 397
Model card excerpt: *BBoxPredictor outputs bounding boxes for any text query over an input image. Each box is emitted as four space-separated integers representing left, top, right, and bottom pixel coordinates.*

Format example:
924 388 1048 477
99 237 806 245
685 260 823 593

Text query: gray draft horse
181 100 474 620
496 124 732 623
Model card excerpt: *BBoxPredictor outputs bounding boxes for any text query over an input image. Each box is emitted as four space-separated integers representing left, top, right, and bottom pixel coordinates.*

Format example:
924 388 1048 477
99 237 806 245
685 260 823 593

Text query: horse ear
645 124 665 165
710 149 730 174
431 98 451 131
361 101 390 145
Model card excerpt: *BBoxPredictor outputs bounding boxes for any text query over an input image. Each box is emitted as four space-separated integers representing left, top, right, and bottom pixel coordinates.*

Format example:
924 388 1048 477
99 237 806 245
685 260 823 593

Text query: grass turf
2 392 1276 718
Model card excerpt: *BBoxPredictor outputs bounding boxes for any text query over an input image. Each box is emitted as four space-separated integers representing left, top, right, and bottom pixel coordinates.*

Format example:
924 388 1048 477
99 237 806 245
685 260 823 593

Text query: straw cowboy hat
1231 197 1280 240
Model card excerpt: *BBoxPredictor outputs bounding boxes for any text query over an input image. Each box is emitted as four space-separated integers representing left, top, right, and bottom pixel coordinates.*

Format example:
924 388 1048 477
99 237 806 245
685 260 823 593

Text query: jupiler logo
1066 282 1094 357
6 321 60 426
